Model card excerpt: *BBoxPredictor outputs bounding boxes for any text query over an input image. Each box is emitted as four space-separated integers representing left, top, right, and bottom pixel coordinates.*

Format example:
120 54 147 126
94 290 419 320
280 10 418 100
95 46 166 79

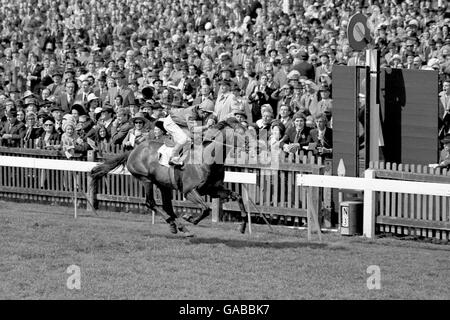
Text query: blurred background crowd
0 0 449 160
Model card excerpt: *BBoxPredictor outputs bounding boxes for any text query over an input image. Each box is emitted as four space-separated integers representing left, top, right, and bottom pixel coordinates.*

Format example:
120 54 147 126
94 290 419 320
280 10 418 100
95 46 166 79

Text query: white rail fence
0 156 257 231
297 170 450 238
4 156 448 239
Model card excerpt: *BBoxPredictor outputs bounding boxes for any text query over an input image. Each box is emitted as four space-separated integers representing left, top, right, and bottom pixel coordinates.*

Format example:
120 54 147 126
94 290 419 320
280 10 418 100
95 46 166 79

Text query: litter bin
340 201 363 235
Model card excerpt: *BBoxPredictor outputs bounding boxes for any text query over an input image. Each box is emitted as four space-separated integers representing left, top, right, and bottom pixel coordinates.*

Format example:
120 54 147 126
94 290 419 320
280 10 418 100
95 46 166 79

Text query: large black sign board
379 68 439 165
332 66 360 177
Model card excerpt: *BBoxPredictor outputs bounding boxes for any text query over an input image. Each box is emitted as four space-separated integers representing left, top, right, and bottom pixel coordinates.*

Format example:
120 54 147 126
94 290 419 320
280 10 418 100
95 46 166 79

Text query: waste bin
340 201 363 235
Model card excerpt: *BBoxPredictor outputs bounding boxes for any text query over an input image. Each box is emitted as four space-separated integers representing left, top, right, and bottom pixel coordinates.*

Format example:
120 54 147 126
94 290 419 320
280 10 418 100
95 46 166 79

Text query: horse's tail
90 151 131 190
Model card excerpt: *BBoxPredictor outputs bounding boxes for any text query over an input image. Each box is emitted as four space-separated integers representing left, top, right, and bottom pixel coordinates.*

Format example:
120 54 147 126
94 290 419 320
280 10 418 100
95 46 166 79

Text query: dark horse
90 118 249 237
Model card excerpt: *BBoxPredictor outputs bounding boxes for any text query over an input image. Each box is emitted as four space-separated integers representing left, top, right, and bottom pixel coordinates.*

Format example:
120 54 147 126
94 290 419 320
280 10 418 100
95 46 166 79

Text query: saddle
168 165 184 191
157 138 191 168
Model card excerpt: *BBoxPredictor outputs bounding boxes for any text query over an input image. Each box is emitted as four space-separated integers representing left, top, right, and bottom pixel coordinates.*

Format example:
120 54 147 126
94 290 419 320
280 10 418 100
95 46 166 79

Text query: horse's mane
211 117 242 131
203 117 243 145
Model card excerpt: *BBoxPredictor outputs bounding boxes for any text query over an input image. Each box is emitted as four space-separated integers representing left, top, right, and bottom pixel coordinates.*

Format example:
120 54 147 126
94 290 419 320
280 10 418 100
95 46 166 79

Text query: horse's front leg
160 186 193 237
183 189 212 225
144 182 192 237
144 181 176 233
215 188 248 234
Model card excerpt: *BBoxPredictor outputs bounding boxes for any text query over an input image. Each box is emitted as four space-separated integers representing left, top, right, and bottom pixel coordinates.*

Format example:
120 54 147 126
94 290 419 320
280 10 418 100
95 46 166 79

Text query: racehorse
90 117 249 237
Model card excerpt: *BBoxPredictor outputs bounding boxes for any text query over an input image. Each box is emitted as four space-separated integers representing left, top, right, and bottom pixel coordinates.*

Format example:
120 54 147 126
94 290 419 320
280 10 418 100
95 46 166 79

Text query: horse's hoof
239 222 247 234
192 209 211 225
169 222 178 234
182 213 195 224
183 231 195 238
178 225 194 237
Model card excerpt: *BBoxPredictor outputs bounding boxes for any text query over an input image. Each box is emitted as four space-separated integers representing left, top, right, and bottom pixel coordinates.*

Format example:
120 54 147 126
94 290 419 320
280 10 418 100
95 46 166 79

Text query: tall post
242 185 252 234
73 173 78 219
363 169 376 238
366 49 380 164
87 150 96 211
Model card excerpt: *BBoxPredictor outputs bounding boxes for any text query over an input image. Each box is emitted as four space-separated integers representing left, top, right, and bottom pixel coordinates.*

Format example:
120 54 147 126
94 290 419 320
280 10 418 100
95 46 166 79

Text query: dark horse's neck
195 120 237 170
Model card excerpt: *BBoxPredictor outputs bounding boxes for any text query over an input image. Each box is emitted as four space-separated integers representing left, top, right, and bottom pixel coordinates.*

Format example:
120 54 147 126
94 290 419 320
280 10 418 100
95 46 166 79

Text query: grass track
0 200 449 300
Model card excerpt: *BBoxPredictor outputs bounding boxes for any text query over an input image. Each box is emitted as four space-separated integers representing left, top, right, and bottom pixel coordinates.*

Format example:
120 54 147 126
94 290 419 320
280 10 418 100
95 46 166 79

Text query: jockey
162 99 216 166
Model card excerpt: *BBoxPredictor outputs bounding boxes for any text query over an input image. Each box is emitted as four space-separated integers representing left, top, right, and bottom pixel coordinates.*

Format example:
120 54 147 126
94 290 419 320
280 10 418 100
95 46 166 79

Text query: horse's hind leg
183 190 211 225
143 181 180 235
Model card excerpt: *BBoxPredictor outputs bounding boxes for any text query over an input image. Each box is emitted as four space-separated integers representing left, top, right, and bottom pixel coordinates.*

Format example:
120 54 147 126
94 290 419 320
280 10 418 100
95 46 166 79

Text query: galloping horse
90 117 249 237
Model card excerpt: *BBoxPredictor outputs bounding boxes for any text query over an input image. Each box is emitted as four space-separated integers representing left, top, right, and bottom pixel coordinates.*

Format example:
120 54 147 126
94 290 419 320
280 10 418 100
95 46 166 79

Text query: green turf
0 200 449 299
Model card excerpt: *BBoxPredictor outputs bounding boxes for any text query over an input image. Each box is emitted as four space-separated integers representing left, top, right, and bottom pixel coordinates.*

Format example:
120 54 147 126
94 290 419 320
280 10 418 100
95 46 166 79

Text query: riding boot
169 142 184 166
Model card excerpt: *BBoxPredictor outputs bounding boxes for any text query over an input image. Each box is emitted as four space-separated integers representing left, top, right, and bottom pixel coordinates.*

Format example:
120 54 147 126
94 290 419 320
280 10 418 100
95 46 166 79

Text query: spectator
71 102 86 125
0 105 7 132
315 52 333 83
281 112 312 154
94 75 109 102
99 104 116 136
316 84 333 120
23 111 42 146
86 94 101 119
269 120 286 153
232 64 249 95
289 82 304 114
439 80 450 137
76 115 95 141
61 120 88 158
214 79 236 121
300 80 319 116
274 58 291 88
123 112 150 149
193 83 215 105
278 104 293 130
271 84 293 116
114 95 124 111
255 109 274 139
150 123 168 143
111 108 133 145
36 116 60 150
93 124 112 156
291 50 315 81
56 80 77 114
76 76 93 111
248 74 273 122
0 109 26 147
310 113 333 158
437 134 450 169
106 72 135 108
17 110 26 125
26 52 43 93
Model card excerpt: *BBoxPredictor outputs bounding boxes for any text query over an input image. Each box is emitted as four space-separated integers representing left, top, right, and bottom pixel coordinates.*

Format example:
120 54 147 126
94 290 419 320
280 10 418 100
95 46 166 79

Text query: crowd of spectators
0 0 450 162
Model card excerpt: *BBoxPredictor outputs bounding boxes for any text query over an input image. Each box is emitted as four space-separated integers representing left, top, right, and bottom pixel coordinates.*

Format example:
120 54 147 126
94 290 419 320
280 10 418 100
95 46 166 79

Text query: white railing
297 169 450 238
0 156 258 231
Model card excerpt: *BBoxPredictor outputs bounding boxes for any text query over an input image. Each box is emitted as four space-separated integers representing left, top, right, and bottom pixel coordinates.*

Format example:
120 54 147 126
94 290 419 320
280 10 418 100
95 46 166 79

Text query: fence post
322 159 333 228
87 150 97 211
363 169 376 238
307 186 322 242
211 198 222 223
